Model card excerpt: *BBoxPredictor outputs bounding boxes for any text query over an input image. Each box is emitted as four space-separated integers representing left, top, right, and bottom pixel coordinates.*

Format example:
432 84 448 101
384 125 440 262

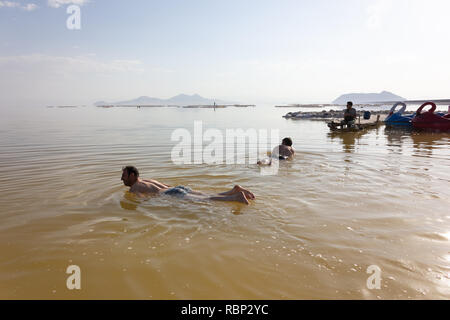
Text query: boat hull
411 102 450 132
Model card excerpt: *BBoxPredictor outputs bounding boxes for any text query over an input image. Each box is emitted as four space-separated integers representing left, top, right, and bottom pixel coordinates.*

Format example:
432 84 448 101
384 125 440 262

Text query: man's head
121 166 139 187
282 137 293 147
347 101 353 109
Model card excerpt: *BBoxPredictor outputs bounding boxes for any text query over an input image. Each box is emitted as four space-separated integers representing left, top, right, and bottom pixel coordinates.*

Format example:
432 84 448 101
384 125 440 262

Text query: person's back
271 137 295 159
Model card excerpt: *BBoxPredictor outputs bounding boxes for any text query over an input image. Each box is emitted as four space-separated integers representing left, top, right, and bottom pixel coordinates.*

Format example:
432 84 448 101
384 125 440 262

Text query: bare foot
235 191 250 205
232 185 255 200
219 185 255 200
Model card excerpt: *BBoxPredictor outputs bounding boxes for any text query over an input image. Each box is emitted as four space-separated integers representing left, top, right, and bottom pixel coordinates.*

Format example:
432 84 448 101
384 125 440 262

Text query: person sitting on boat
257 138 295 165
342 101 357 126
121 166 255 205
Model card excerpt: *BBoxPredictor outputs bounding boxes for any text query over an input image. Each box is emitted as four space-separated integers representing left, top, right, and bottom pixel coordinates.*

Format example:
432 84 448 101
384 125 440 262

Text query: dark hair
347 101 353 106
122 166 139 177
282 137 293 147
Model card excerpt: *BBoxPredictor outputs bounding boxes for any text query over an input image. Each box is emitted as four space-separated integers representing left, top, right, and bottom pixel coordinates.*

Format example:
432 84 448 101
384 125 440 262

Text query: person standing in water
121 166 255 205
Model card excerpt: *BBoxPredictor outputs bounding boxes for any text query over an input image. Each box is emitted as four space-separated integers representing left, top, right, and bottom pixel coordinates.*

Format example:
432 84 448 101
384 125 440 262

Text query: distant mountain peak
333 91 406 104
171 93 203 99
94 94 233 106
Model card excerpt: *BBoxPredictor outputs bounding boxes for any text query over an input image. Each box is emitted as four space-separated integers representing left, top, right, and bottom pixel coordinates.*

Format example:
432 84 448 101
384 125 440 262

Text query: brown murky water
0 106 449 299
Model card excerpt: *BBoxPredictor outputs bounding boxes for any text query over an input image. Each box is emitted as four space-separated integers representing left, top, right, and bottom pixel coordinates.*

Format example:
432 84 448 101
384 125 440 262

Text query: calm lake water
0 105 449 299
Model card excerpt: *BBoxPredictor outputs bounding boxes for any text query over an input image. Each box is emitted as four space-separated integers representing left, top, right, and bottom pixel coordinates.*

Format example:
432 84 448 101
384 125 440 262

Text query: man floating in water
257 137 295 166
121 166 255 205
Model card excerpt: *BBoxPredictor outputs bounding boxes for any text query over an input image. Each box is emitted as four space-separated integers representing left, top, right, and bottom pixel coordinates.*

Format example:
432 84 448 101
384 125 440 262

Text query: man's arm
142 179 172 189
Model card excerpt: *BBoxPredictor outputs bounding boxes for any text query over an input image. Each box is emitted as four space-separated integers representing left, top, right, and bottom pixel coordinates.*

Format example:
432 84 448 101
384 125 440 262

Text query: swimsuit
163 186 192 198
270 155 289 161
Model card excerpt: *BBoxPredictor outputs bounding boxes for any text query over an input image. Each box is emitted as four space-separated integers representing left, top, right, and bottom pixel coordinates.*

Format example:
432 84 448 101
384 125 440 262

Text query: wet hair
347 101 353 107
282 137 293 147
122 166 139 177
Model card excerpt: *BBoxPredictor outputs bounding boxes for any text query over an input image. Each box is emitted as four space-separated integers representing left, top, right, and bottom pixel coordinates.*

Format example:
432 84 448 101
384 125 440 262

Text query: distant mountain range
333 91 406 104
94 94 232 106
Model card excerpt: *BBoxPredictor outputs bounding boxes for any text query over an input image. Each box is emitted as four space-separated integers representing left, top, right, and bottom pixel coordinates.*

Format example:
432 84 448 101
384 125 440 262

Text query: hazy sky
1 0 450 106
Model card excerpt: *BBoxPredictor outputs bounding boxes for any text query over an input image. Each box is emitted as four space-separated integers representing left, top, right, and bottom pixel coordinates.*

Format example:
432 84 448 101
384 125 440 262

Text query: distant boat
327 115 382 132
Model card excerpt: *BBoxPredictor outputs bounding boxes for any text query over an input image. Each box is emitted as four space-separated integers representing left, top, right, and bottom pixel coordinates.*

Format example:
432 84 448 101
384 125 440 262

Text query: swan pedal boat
412 102 450 132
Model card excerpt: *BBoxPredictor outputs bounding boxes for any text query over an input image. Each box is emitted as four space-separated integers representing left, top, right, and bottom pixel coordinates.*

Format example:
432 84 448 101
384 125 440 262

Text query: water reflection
328 131 367 153
231 205 243 215
411 132 450 158
384 126 412 154
383 126 450 158
120 192 139 211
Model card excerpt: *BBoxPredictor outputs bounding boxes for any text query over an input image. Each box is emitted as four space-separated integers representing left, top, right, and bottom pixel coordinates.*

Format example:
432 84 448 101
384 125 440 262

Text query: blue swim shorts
163 186 192 197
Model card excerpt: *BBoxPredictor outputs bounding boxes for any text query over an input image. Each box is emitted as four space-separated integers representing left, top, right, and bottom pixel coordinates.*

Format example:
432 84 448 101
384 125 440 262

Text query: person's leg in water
180 192 250 205
175 185 255 200
209 192 250 205
172 186 254 205
341 116 355 128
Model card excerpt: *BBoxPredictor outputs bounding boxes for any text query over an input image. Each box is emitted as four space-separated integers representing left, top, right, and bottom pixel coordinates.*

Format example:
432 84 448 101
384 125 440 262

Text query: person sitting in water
272 137 295 160
257 138 295 165
342 101 357 125
121 166 255 205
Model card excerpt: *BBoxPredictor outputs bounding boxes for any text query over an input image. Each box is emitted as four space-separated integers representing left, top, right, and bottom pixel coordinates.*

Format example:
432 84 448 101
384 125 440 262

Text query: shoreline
276 100 450 109
283 109 398 120
95 104 256 109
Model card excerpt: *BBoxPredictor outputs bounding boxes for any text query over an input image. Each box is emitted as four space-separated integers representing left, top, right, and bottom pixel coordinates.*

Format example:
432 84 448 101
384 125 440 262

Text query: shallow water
0 105 449 299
